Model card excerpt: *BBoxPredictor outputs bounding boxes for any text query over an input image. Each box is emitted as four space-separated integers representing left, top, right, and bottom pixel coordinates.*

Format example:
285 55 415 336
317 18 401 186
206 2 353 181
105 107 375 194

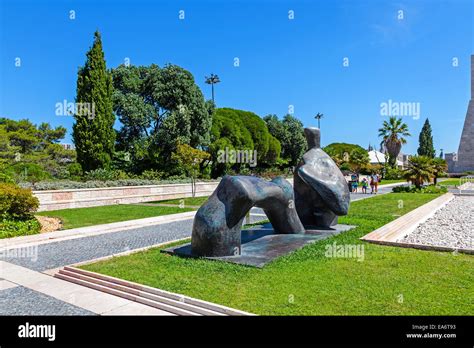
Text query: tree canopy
264 114 306 167
209 108 281 177
111 63 212 174
323 142 370 173
378 116 410 168
0 118 74 181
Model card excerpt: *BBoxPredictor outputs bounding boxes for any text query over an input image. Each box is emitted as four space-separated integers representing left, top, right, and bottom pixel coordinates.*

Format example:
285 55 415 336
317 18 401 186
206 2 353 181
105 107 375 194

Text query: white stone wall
34 182 220 211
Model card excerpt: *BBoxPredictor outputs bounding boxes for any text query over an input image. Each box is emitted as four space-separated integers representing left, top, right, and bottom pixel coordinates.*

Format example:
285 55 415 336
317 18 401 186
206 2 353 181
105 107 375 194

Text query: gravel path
400 196 474 250
0 286 95 315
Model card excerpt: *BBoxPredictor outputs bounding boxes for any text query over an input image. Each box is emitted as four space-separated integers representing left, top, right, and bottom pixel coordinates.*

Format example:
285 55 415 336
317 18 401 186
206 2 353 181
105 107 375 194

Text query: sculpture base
162 223 355 268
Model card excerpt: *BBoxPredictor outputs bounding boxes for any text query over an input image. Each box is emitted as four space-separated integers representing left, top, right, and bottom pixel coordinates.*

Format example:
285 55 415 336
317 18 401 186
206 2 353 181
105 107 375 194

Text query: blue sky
0 0 472 155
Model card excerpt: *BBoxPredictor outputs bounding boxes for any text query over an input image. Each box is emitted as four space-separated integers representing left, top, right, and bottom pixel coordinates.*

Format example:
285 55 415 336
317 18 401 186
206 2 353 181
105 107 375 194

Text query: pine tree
72 31 115 172
417 118 435 158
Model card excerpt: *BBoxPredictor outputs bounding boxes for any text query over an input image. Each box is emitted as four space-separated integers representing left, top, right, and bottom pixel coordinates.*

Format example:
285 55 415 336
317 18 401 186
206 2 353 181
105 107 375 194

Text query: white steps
54 266 253 316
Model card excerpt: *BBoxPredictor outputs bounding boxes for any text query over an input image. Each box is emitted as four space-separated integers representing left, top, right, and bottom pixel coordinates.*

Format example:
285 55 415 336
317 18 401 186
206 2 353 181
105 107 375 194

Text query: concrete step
54 272 200 316
55 266 253 316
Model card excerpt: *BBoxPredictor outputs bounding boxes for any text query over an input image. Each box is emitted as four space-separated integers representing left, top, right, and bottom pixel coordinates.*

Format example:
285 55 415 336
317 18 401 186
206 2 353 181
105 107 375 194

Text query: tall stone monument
447 55 474 172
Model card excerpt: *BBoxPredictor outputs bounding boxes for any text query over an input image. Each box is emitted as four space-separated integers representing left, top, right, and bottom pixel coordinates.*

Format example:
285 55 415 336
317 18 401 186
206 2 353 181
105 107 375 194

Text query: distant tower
453 55 474 172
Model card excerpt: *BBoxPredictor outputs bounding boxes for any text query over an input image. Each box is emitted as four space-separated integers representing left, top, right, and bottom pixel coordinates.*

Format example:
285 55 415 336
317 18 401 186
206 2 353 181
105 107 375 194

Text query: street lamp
314 113 324 129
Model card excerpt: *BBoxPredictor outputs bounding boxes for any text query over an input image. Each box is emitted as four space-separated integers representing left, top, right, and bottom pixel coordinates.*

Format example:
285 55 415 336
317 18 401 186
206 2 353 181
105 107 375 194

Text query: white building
368 150 404 168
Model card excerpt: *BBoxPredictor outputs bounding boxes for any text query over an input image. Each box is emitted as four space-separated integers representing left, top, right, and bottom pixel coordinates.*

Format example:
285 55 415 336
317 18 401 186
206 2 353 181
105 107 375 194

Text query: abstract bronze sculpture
191 175 305 257
190 127 350 257
294 127 350 227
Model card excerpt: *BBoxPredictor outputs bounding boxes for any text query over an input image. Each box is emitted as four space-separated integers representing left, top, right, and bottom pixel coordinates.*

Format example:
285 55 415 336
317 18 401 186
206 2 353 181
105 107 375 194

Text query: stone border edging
360 193 474 255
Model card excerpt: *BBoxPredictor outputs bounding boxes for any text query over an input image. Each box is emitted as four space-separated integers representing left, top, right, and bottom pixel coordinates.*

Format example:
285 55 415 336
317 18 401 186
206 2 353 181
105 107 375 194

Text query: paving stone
0 286 96 315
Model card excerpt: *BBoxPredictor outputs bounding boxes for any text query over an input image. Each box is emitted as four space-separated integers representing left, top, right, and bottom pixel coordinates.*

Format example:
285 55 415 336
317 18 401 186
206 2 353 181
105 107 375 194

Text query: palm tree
431 157 448 185
314 113 324 129
205 73 221 103
378 116 411 168
403 155 434 188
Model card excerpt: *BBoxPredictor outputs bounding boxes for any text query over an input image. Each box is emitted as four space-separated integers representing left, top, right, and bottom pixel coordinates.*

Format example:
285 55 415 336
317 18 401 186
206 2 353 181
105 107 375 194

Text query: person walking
361 177 368 194
371 173 379 194
351 173 358 193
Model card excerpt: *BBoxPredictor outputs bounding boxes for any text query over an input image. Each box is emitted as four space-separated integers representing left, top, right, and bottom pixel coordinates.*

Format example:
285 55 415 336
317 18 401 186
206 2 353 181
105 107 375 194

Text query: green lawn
437 179 461 186
379 179 407 185
81 193 473 315
147 196 209 206
37 204 193 230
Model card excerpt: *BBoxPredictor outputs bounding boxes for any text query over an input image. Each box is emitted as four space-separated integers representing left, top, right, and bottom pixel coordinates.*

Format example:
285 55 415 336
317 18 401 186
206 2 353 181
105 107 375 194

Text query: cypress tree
417 118 435 158
73 31 115 172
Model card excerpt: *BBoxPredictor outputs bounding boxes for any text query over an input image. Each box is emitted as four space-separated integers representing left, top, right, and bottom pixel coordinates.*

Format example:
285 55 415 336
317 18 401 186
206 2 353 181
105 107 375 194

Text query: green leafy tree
38 123 66 147
0 118 74 180
417 118 436 158
378 116 411 168
348 149 370 174
403 155 434 188
73 31 115 172
323 143 369 172
431 157 447 185
264 114 306 167
111 63 211 173
171 143 210 197
209 108 280 177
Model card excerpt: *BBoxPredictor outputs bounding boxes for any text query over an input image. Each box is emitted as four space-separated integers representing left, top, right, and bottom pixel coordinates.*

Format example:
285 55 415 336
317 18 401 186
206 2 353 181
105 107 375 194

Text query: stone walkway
0 182 402 315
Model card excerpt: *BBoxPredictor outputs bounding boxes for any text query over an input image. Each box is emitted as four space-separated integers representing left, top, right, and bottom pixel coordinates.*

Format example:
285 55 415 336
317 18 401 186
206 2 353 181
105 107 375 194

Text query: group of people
350 173 381 194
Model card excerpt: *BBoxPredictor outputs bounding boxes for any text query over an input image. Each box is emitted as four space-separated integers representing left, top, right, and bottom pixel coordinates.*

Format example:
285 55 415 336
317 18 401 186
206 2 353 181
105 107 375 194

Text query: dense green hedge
0 182 40 239
0 183 39 219
392 185 447 194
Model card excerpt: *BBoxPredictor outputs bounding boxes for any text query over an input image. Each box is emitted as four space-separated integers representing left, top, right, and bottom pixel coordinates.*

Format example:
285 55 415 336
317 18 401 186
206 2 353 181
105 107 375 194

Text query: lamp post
314 113 324 129
205 73 221 104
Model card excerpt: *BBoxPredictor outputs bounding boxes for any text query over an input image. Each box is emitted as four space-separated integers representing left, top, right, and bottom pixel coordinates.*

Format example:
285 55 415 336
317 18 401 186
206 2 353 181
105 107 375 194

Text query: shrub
6 163 51 183
392 186 411 193
0 217 41 239
67 163 83 178
0 183 39 219
422 185 448 194
84 168 131 181
392 185 447 194
140 170 164 180
0 172 14 184
384 167 403 180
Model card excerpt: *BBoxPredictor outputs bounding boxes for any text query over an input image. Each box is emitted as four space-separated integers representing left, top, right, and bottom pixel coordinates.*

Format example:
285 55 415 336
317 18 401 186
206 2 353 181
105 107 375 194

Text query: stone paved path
0 286 96 315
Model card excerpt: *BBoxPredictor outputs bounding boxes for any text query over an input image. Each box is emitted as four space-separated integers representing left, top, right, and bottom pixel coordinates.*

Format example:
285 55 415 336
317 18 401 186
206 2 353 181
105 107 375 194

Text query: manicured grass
37 204 193 230
148 196 209 206
437 179 461 186
81 193 473 315
379 179 407 185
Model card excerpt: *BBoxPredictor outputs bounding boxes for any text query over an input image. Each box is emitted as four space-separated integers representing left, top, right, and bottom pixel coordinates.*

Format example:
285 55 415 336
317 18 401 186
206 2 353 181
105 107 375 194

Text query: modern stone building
446 55 474 173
